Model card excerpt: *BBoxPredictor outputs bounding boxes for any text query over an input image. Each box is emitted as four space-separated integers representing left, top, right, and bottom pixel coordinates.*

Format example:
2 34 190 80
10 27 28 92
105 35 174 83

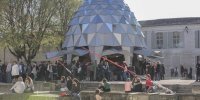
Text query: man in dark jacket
160 64 165 80
155 62 161 81
196 61 200 82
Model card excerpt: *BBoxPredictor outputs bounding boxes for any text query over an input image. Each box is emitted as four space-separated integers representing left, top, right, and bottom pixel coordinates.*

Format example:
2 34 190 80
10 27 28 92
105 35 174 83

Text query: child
95 89 102 100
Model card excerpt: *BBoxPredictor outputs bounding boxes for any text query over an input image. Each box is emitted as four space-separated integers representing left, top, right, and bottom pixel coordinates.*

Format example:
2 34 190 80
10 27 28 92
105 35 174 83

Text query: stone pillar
89 46 104 64
67 47 74 64
89 46 103 80
122 46 132 66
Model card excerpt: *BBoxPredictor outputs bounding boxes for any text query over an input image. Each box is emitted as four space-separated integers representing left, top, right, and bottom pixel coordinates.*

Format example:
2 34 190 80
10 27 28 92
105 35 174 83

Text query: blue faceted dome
63 0 145 48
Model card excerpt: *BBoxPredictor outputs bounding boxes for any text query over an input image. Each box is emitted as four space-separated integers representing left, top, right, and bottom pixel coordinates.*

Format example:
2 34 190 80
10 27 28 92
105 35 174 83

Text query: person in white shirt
10 77 25 93
47 61 53 81
31 63 37 81
11 61 20 81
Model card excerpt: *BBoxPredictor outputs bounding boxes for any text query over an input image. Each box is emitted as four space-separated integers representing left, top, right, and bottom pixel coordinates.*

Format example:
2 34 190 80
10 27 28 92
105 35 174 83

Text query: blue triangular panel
89 34 103 46
91 15 103 23
76 35 87 46
122 34 134 46
120 16 128 24
97 23 112 33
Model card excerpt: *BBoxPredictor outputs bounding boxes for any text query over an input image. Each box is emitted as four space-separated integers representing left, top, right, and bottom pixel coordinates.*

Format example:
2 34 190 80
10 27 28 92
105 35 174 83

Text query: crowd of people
1 58 200 100
0 60 73 83
0 58 165 84
170 65 193 79
141 59 165 81
1 58 200 84
95 74 173 100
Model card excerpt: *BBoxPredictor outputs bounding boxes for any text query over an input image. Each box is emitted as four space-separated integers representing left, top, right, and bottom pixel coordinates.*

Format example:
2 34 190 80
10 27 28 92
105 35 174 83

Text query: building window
195 30 200 48
156 32 163 49
173 32 180 48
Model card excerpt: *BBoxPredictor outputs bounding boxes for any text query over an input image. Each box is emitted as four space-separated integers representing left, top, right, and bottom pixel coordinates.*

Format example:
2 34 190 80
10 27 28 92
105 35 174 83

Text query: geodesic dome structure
62 0 146 65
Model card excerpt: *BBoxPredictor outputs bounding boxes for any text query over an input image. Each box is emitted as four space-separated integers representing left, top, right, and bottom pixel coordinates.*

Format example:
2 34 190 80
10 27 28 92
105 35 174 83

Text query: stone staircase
82 82 182 93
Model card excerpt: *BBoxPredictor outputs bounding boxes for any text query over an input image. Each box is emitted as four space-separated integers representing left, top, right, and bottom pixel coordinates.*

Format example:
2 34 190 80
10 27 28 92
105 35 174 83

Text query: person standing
88 62 95 81
180 65 184 77
149 63 154 80
47 61 53 81
104 62 110 81
196 61 200 82
31 63 38 81
11 61 20 82
66 76 73 91
174 67 178 77
19 62 26 81
122 61 128 81
142 59 147 75
155 62 160 81
188 67 192 79
160 64 165 80
96 62 104 81
6 62 12 83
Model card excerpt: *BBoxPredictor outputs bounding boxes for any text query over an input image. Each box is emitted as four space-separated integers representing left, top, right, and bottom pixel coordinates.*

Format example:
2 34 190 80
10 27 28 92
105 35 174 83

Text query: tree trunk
24 57 32 74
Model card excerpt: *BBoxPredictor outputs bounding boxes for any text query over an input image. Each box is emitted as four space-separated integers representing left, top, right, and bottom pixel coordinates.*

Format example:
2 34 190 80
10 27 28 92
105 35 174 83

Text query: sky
124 0 200 21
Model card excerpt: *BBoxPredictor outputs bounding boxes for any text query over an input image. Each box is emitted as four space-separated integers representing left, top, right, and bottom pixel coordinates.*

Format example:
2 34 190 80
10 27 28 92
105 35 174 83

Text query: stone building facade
139 17 200 77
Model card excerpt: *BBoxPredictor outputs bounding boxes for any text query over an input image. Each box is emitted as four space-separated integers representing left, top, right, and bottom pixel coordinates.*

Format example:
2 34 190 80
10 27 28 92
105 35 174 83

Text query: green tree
0 0 81 65
44 0 82 49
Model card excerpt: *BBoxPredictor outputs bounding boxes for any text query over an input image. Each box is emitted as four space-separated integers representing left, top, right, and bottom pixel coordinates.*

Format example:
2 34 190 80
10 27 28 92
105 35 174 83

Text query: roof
62 0 146 48
139 17 200 27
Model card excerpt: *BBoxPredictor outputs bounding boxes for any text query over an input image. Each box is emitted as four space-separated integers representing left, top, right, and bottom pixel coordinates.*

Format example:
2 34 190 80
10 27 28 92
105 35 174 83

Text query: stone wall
81 91 200 100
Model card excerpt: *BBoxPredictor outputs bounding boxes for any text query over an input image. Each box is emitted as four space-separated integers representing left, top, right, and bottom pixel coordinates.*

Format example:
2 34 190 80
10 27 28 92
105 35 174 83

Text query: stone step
80 91 200 100
80 81 193 93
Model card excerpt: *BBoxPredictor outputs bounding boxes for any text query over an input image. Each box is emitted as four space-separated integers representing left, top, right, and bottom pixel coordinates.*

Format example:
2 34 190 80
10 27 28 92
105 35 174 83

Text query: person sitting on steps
10 77 25 94
132 75 143 92
98 78 111 92
24 76 34 93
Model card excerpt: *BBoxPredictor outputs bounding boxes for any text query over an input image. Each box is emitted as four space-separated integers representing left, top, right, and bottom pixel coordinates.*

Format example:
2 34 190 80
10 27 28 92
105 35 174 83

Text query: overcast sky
124 0 200 21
